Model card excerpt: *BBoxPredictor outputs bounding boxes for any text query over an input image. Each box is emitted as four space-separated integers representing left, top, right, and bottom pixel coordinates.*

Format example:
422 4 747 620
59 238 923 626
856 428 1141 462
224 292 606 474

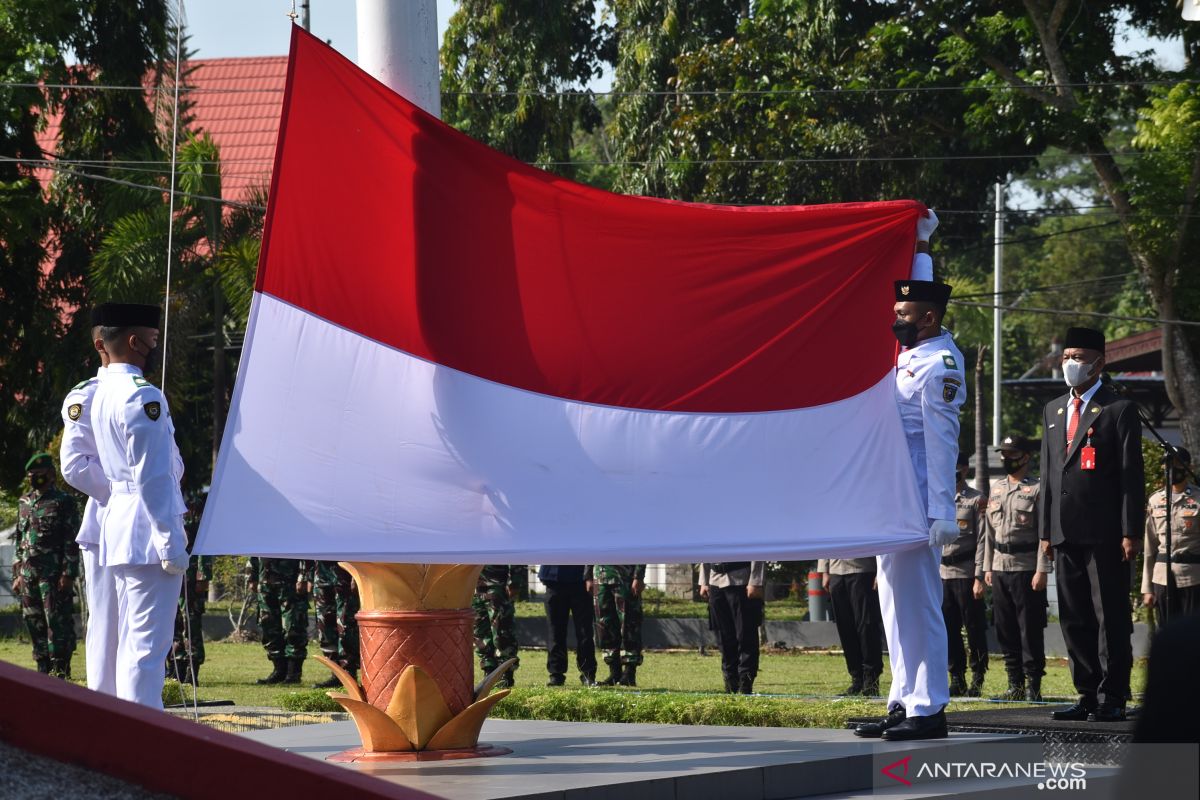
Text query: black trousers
543 580 596 678
990 570 1046 678
1055 541 1134 703
942 577 989 676
828 573 883 679
709 585 764 681
1152 581 1200 624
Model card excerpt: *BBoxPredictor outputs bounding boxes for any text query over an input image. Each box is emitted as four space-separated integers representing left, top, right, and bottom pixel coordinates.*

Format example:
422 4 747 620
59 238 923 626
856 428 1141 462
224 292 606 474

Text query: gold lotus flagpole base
321 562 515 758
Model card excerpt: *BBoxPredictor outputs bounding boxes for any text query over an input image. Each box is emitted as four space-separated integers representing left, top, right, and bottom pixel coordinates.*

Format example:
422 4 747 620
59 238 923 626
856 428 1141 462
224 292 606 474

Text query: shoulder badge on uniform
133 376 151 388
144 401 161 421
943 376 962 387
71 379 89 391
942 354 957 369
67 403 83 421
943 383 958 402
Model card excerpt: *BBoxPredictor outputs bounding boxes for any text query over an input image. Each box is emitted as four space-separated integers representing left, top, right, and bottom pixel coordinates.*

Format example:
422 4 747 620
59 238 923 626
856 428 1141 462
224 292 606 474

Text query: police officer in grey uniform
1142 447 1200 621
942 452 987 697
699 561 766 694
983 433 1051 701
818 557 884 696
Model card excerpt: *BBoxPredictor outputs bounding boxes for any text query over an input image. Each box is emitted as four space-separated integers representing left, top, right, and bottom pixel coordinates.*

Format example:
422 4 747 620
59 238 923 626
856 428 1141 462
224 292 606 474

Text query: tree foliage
0 1 172 486
440 0 609 171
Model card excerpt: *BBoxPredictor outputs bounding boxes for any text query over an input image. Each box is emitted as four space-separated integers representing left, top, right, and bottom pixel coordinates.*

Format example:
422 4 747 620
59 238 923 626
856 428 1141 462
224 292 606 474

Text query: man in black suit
1039 326 1145 722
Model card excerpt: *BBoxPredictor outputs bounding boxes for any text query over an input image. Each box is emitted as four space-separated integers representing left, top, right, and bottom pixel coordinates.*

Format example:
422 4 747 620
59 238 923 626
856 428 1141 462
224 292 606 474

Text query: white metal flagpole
355 0 440 117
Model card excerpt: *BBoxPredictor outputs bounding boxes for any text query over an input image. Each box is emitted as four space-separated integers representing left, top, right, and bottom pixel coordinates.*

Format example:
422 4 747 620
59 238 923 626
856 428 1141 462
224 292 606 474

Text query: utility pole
355 0 440 117
992 182 1004 447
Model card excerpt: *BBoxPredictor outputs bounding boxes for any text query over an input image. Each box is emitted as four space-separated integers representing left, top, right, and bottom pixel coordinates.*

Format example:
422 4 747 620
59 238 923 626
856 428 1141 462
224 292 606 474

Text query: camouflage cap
24 452 53 471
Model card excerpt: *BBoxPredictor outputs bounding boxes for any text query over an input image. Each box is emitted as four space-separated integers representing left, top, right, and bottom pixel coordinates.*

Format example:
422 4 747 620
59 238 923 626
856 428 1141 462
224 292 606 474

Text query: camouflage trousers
472 585 518 674
594 583 643 666
258 581 309 660
169 578 207 675
314 569 360 672
18 565 76 676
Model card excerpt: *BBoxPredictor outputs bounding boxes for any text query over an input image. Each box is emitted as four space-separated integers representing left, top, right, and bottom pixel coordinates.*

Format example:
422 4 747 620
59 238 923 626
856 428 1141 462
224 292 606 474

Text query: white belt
110 480 138 494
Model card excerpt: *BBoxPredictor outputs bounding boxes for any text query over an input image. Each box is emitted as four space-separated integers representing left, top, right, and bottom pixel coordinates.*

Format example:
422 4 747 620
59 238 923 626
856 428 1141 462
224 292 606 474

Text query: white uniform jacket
895 330 966 523
60 369 110 547
91 363 187 566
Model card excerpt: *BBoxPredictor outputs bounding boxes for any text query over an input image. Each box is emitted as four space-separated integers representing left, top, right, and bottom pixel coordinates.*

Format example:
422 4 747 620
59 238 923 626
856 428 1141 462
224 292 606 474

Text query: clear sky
183 0 458 61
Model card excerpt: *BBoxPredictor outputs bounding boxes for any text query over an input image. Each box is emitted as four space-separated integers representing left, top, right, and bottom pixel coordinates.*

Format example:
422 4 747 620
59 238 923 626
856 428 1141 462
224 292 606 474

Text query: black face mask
892 319 920 348
29 473 52 490
1002 456 1027 475
135 336 161 376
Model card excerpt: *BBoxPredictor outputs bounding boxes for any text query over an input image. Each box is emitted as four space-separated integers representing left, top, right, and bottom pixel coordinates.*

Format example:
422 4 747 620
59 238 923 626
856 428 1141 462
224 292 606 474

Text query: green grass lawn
0 634 1148 720
512 595 809 620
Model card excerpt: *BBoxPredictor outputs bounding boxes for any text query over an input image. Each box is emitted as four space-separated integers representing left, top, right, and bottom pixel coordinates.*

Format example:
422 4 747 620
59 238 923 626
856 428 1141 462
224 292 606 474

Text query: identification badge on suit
1081 429 1096 470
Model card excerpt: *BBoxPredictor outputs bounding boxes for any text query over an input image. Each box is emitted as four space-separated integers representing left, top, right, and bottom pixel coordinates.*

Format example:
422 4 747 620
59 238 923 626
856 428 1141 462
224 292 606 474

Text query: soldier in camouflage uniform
589 564 645 686
246 557 310 684
167 491 212 685
311 561 361 688
473 565 526 688
12 453 81 678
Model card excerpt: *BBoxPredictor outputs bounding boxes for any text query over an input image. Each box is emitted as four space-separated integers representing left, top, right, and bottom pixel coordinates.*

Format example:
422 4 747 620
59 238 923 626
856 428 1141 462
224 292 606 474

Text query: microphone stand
1106 374 1197 621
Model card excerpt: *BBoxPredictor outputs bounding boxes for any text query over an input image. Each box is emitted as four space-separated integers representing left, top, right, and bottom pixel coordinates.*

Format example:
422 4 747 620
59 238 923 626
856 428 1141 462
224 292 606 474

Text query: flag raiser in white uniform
59 368 119 695
91 362 187 708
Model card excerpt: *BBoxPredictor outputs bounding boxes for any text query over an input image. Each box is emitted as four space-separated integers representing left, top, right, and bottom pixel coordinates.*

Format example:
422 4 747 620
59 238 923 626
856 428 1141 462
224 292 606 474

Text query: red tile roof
35 55 287 206
186 56 286 204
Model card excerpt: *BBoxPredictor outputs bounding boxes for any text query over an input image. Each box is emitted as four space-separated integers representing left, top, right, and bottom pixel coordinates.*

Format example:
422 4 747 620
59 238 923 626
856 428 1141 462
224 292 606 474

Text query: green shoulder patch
133 376 151 388
143 401 161 421
942 354 958 370
71 379 90 391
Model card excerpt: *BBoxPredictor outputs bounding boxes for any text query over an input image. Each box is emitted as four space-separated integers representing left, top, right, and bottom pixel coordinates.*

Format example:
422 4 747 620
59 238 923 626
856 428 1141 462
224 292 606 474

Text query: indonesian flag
195 27 930 562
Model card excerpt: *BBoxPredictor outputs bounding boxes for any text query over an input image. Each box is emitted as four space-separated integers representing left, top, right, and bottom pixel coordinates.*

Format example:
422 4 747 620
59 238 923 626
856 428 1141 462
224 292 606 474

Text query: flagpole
321 1 500 759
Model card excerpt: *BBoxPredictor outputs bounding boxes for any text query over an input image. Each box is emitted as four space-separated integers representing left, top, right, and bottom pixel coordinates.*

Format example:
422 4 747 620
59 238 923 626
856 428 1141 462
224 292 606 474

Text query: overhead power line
950 272 1137 300
4 77 1197 96
0 155 264 211
950 299 1200 327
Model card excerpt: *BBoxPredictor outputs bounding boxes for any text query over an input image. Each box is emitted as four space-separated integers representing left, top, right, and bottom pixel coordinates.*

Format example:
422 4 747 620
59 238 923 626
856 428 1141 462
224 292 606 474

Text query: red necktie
1066 396 1082 454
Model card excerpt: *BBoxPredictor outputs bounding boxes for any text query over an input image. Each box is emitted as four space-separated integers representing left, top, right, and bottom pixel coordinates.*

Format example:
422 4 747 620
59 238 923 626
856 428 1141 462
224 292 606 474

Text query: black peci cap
894 280 952 305
995 433 1038 453
91 302 160 329
1064 326 1105 353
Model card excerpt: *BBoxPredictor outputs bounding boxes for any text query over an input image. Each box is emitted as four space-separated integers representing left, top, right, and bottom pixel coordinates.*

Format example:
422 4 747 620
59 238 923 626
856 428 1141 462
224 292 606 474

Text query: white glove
162 554 190 576
929 520 959 548
917 208 939 241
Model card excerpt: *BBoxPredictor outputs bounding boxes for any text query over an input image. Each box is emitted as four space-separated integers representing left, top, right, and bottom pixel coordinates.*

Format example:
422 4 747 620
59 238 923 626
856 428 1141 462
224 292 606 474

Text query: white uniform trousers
877 544 949 717
81 546 119 695
113 564 182 709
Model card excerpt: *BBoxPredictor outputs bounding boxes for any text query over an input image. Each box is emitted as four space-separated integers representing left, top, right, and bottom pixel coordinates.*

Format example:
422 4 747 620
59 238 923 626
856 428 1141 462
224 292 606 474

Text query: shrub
279 689 342 712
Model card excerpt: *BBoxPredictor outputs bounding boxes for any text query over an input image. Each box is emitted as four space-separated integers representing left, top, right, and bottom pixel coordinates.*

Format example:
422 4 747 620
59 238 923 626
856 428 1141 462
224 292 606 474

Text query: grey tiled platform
242 719 1039 800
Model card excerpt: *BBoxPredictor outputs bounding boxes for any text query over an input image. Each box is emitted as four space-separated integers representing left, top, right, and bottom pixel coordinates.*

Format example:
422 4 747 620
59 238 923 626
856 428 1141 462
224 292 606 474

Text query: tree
608 0 745 196
924 0 1200 451
91 133 262 482
0 1 172 485
440 0 609 171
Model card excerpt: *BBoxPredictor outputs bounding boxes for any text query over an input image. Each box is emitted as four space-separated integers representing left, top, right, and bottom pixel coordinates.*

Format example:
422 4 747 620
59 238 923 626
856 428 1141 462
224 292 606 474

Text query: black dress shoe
1050 698 1098 721
1087 704 1126 722
546 674 565 687
881 710 948 741
854 706 906 738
